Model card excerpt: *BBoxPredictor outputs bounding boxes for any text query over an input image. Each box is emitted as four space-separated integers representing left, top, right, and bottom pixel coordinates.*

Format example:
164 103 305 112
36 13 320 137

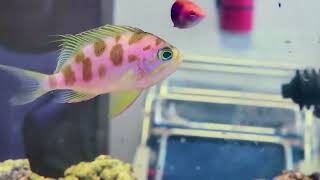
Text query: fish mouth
189 14 205 22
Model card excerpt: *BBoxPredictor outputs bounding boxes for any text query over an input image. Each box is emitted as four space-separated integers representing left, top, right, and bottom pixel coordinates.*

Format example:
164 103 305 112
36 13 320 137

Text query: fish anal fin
54 90 97 103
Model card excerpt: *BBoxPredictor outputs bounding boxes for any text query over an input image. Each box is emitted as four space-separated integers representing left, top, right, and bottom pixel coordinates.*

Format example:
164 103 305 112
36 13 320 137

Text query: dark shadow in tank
22 96 108 178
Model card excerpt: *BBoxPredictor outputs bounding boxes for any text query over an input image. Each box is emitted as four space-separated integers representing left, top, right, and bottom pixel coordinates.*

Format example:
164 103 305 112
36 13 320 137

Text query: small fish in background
171 0 206 29
0 25 183 119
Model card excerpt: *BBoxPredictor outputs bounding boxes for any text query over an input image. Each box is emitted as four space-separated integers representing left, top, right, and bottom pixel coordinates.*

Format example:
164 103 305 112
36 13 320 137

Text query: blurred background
0 0 319 179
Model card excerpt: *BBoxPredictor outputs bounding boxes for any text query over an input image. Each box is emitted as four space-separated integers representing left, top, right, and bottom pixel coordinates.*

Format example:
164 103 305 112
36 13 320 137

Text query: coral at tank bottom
0 155 137 180
273 170 320 180
0 159 54 180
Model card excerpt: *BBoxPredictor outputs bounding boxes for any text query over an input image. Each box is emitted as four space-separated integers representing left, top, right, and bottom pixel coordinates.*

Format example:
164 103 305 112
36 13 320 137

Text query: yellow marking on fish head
148 44 183 84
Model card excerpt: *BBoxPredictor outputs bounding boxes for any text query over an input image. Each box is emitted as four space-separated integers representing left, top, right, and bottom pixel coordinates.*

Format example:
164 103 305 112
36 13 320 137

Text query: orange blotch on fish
48 75 57 88
155 38 163 46
82 57 93 82
128 54 138 63
115 35 121 43
128 32 146 45
110 44 124 66
93 39 107 57
75 51 85 64
143 45 151 51
98 64 107 79
62 65 76 86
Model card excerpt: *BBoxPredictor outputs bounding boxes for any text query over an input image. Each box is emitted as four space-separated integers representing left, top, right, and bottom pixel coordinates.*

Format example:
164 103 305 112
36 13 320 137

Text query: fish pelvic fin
0 64 49 106
109 89 143 120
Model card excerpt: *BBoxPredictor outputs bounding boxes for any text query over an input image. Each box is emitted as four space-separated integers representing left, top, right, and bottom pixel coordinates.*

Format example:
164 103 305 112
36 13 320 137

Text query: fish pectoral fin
109 89 143 120
120 69 136 82
120 70 133 81
53 90 97 103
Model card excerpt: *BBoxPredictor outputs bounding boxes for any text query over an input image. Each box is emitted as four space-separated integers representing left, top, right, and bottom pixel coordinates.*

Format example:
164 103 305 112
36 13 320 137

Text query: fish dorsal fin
54 25 144 73
109 89 143 120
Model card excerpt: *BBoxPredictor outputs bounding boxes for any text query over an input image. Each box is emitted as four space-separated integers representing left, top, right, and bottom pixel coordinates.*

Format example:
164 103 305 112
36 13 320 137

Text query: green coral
0 159 54 180
0 155 136 180
0 159 30 180
63 155 136 180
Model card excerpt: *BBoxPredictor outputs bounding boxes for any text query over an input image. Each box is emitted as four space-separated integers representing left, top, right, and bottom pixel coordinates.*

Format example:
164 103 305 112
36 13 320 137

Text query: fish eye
158 47 173 62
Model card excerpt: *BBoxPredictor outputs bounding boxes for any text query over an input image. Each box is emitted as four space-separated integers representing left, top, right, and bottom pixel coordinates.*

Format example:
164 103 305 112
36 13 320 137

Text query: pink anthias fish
0 25 183 119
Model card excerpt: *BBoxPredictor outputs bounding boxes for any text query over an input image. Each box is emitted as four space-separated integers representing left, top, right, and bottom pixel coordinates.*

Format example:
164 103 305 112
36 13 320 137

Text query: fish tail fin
0 64 49 106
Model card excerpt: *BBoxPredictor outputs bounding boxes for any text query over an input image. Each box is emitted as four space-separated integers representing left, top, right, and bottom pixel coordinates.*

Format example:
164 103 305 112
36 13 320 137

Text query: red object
171 0 206 29
148 168 165 180
219 0 254 33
